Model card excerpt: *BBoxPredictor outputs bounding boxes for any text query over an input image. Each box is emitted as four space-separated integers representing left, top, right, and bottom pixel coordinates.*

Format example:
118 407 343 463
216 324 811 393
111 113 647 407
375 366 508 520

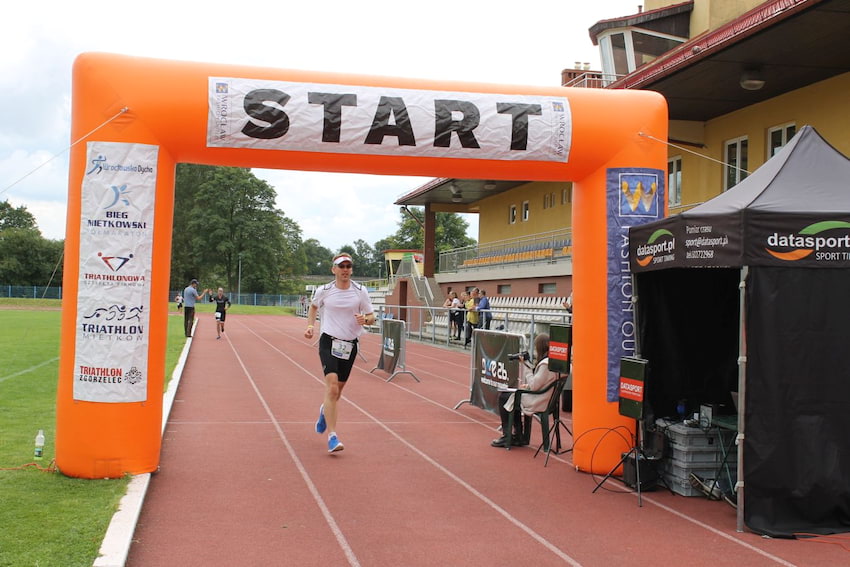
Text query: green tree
171 164 218 288
352 239 380 278
171 165 305 294
0 229 64 286
383 207 476 271
0 200 38 231
301 238 333 275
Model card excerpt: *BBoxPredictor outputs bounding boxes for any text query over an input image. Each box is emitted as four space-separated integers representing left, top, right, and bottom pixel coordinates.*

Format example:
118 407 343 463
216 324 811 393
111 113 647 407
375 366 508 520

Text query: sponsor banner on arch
73 141 158 403
606 168 664 402
207 77 571 162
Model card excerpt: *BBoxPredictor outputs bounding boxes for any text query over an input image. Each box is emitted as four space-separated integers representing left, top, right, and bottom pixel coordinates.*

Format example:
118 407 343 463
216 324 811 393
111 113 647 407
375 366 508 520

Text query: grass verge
0 303 185 567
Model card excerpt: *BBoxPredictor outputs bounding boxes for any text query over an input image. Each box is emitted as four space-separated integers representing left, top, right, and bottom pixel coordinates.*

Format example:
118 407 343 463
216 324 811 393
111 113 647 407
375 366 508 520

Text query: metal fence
170 291 306 307
0 285 63 299
354 304 572 349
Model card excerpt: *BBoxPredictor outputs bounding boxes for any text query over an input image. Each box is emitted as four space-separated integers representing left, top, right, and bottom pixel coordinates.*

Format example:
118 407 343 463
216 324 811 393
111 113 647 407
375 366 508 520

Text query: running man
209 287 231 339
304 253 376 453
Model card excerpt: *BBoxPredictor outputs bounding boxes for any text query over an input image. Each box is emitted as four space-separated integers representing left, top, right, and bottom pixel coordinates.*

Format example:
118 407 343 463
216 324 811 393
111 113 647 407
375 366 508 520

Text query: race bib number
331 338 354 360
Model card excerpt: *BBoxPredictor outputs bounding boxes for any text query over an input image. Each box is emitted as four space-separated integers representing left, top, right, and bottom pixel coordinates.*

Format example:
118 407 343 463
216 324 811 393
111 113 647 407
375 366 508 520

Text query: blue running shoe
328 434 344 453
315 405 326 434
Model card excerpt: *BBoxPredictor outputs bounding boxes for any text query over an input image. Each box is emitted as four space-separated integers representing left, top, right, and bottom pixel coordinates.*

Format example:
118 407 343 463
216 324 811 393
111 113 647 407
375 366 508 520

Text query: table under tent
627 125 850 537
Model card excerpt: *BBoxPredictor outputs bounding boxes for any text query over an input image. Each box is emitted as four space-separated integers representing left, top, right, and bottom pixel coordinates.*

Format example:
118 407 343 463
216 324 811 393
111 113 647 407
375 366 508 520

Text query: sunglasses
337 263 353 269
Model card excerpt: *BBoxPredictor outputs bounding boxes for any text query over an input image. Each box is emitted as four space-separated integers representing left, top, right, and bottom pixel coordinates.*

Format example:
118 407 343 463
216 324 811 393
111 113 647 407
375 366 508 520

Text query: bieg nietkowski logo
765 220 850 261
635 229 675 267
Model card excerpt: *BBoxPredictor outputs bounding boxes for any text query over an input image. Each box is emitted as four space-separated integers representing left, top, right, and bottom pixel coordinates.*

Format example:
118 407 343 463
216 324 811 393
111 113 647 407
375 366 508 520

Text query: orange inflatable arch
57 52 667 478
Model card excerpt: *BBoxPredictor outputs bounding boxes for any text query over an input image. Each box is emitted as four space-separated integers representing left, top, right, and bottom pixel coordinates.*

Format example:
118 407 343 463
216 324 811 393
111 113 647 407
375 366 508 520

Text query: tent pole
632 292 641 358
736 266 748 532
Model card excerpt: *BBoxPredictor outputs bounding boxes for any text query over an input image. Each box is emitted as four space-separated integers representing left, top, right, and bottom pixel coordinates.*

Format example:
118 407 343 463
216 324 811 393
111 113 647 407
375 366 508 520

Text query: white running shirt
311 280 374 341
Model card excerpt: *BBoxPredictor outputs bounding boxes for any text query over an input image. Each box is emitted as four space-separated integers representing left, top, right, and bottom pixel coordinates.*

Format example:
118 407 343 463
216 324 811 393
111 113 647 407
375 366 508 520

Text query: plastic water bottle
34 429 45 460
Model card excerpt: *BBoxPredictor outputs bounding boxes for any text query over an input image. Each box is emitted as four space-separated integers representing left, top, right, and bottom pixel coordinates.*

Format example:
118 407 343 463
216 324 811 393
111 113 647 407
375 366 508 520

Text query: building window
768 123 796 157
509 205 517 224
599 29 686 82
543 194 550 209
550 192 556 208
668 156 682 207
561 187 570 205
538 283 557 294
724 136 749 190
497 284 512 294
522 201 530 221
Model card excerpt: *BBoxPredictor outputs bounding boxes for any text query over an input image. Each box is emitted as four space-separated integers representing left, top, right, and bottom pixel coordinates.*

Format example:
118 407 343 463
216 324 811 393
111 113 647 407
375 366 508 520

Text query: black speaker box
622 452 658 491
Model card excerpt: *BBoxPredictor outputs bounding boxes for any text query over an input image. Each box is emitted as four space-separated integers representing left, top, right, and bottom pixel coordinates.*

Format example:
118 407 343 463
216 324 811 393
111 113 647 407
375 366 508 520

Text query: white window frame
598 27 687 83
561 187 570 205
668 155 682 207
724 136 749 191
509 204 517 224
521 200 530 222
767 123 796 158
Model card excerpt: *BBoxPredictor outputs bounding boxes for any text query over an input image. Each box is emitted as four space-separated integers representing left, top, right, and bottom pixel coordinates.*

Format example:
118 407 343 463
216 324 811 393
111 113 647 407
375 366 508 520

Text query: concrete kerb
92 320 196 567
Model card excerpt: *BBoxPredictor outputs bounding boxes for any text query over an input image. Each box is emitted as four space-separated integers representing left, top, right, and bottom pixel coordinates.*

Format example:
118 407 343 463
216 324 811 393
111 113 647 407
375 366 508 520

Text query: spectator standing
464 288 480 347
182 279 208 338
456 291 468 341
478 289 492 330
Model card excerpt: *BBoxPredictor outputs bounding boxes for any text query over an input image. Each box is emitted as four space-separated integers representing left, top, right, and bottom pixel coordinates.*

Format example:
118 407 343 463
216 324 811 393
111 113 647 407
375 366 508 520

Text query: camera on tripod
507 351 529 361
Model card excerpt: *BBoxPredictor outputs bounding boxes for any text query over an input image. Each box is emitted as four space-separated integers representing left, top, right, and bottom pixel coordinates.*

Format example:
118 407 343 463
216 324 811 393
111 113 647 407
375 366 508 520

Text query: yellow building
396 0 850 301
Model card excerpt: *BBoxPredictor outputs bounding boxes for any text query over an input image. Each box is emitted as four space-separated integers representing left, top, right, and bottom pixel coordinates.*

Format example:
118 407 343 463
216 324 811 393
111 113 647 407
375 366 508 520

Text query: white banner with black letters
73 141 158 403
207 77 571 163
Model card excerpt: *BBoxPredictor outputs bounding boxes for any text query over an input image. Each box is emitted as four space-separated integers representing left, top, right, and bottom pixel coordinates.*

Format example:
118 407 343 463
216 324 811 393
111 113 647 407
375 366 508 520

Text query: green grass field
0 301 187 567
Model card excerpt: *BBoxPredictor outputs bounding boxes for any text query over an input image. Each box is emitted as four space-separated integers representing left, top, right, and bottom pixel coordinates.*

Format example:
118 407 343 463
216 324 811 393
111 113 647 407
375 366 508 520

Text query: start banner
207 77 571 163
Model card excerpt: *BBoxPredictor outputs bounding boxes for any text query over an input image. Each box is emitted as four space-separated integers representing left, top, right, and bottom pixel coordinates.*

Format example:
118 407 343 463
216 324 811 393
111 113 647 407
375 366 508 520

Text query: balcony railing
439 229 572 273
561 71 625 88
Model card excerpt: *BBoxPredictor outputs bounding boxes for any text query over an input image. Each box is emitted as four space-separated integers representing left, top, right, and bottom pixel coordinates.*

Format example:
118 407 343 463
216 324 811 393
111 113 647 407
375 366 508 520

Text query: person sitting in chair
491 333 558 447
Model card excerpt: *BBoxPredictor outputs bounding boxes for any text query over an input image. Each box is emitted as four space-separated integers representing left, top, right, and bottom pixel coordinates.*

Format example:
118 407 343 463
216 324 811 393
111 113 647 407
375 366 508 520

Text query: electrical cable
639 131 752 176
569 425 634 493
0 107 129 198
0 459 57 473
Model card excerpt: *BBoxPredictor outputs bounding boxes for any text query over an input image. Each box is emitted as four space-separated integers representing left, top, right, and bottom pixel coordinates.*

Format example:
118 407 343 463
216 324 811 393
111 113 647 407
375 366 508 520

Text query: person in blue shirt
478 289 492 330
182 279 208 338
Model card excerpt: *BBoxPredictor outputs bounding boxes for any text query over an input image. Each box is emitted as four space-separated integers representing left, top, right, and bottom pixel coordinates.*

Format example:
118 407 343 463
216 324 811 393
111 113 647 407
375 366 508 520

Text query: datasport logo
765 221 850 262
634 228 675 267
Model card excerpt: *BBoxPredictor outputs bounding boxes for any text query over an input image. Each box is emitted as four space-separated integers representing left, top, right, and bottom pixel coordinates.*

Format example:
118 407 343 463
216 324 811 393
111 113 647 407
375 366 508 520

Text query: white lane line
225 331 362 567
236 321 582 566
0 357 58 384
243 319 800 567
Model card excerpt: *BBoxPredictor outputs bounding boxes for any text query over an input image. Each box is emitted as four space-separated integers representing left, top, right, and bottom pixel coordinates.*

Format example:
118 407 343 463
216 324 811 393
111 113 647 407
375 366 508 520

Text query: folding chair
506 375 573 466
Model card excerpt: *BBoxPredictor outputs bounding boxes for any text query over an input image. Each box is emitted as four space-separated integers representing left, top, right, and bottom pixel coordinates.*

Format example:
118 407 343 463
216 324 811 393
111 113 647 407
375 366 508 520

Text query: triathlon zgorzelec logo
765 221 850 261
635 229 675 267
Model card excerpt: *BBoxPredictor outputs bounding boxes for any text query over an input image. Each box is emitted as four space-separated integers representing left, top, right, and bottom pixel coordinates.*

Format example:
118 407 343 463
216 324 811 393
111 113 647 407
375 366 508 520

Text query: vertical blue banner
606 168 665 401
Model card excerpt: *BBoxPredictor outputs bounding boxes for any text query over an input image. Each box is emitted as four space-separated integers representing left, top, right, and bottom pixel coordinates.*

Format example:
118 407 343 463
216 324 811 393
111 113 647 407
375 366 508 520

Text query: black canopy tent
628 126 850 537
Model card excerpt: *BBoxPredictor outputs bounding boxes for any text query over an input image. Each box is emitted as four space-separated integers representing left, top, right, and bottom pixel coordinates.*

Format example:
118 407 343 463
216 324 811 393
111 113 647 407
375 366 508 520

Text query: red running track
125 314 848 566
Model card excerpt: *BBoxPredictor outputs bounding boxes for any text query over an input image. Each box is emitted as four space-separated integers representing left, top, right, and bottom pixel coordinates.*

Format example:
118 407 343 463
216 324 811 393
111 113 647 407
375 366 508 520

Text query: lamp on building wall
740 68 765 91
449 182 463 203
483 181 497 190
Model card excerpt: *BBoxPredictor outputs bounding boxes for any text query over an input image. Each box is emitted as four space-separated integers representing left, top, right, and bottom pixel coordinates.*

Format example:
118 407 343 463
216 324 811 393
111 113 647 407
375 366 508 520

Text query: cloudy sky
0 0 640 252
